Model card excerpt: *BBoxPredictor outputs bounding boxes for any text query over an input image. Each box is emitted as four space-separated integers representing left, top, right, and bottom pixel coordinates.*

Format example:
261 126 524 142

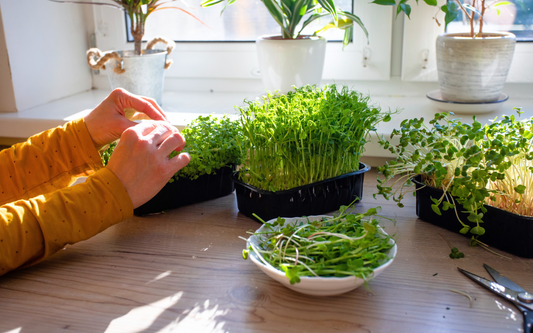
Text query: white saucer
427 90 509 114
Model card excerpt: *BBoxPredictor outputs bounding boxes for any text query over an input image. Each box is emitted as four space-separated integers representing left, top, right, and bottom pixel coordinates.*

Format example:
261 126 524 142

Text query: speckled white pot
106 49 167 106
256 35 326 94
436 32 516 103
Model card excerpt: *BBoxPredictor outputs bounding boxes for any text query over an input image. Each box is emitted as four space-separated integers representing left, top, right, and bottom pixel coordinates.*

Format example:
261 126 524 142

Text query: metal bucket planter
87 38 174 106
436 32 516 103
256 35 326 94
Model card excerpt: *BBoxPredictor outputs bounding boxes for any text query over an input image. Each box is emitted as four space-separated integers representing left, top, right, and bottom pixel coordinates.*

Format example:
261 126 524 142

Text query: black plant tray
134 165 236 216
232 163 371 222
412 175 533 258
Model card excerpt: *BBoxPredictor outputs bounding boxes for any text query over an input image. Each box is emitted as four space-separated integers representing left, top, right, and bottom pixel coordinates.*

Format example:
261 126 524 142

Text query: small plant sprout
242 204 395 285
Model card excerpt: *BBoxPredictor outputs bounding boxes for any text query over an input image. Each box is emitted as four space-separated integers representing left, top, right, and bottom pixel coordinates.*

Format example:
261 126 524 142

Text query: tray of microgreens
376 108 533 258
242 205 397 296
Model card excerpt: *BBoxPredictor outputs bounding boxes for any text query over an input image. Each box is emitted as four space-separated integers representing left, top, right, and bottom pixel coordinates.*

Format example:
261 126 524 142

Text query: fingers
113 88 168 122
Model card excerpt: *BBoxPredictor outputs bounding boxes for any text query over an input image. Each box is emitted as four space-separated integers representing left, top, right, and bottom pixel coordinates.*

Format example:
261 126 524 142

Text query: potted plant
233 84 395 222
101 115 243 215
50 0 205 106
201 0 368 93
372 0 516 103
375 109 533 257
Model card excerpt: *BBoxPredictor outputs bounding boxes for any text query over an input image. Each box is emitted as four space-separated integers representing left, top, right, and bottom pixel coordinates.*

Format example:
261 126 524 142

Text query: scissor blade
458 267 519 302
484 263 526 293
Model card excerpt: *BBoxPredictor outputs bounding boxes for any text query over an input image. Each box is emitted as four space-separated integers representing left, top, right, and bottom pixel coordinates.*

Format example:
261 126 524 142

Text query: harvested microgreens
438 233 464 259
449 289 473 308
375 108 533 243
241 205 395 285
236 84 396 192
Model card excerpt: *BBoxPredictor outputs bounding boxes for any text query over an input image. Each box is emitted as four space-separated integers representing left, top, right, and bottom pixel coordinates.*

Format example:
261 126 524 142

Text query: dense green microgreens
375 108 533 239
169 115 242 181
101 141 117 166
100 115 242 182
243 205 395 285
237 84 396 192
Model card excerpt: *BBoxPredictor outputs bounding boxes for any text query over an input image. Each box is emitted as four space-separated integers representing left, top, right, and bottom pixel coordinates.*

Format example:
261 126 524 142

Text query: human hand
106 121 191 208
84 88 169 148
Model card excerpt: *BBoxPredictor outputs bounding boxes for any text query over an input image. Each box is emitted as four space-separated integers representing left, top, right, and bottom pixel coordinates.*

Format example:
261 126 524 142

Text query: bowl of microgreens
242 206 397 296
376 108 533 258
234 84 395 222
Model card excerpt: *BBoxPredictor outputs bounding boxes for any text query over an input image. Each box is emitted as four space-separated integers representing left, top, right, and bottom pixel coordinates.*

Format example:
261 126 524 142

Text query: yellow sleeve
0 167 133 276
0 118 104 206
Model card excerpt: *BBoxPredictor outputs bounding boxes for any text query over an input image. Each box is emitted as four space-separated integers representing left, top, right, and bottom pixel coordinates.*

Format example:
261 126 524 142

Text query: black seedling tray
134 165 235 216
232 163 371 222
413 175 533 258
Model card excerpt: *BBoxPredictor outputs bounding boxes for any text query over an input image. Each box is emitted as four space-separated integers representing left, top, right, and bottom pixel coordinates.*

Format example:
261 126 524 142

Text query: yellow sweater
0 118 133 276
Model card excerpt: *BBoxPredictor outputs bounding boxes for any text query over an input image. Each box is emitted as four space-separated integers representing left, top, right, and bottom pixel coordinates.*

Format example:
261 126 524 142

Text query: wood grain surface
1 169 532 333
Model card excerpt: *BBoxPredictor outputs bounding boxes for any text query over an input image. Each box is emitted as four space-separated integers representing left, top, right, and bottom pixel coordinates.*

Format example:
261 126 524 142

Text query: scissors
458 264 533 333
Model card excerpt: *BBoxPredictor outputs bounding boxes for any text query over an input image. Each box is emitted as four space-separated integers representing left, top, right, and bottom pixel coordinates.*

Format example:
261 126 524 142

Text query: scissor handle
523 309 533 333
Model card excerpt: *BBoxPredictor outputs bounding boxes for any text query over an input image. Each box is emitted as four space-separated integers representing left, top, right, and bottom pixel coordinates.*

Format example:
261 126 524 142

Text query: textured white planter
256 35 326 94
436 32 516 103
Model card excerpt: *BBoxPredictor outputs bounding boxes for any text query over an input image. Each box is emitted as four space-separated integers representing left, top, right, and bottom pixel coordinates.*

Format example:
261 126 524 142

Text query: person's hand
84 88 169 148
106 121 191 208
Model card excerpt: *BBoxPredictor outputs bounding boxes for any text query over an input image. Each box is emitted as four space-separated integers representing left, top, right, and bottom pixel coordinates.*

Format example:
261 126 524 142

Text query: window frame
91 1 393 83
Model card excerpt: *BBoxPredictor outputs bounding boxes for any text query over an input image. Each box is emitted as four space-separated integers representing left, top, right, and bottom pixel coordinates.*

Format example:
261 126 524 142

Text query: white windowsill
2 82 533 160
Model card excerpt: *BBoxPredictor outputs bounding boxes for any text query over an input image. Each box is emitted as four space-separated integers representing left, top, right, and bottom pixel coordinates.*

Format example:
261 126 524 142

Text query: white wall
0 0 92 112
0 5 15 113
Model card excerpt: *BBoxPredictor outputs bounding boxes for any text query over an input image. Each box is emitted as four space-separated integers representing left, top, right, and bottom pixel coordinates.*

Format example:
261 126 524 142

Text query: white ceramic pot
256 35 327 94
436 32 516 103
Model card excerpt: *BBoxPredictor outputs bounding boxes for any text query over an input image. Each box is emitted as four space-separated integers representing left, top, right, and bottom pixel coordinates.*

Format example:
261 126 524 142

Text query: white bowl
246 215 397 296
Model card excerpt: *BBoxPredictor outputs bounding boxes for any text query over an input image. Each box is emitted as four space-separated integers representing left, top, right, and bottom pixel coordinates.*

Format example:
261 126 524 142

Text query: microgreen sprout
244 205 395 285
375 109 533 243
237 84 396 192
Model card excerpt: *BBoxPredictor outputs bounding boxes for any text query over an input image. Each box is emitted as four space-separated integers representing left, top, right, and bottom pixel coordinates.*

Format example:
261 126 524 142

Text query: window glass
445 0 533 41
126 0 352 42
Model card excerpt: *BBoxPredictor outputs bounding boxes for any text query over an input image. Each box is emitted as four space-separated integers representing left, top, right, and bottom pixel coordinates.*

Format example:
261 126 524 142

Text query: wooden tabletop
1 169 532 333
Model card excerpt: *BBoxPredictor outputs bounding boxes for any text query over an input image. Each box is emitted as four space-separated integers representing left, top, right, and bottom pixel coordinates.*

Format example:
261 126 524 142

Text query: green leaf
370 0 396 5
280 264 303 284
459 226 470 234
431 204 442 216
423 0 438 6
242 249 249 260
470 226 485 236
399 3 411 18
514 184 526 194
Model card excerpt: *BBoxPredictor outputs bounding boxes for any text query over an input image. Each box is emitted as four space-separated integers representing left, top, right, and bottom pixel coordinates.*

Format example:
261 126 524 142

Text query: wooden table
1 170 532 333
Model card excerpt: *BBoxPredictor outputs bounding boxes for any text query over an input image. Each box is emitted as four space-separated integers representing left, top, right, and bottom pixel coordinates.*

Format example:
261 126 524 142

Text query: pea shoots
243 206 395 285
237 84 396 192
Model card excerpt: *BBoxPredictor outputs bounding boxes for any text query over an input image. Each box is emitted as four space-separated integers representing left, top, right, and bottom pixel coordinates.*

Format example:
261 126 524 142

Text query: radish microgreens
243 205 395 285
236 84 396 192
376 108 533 241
